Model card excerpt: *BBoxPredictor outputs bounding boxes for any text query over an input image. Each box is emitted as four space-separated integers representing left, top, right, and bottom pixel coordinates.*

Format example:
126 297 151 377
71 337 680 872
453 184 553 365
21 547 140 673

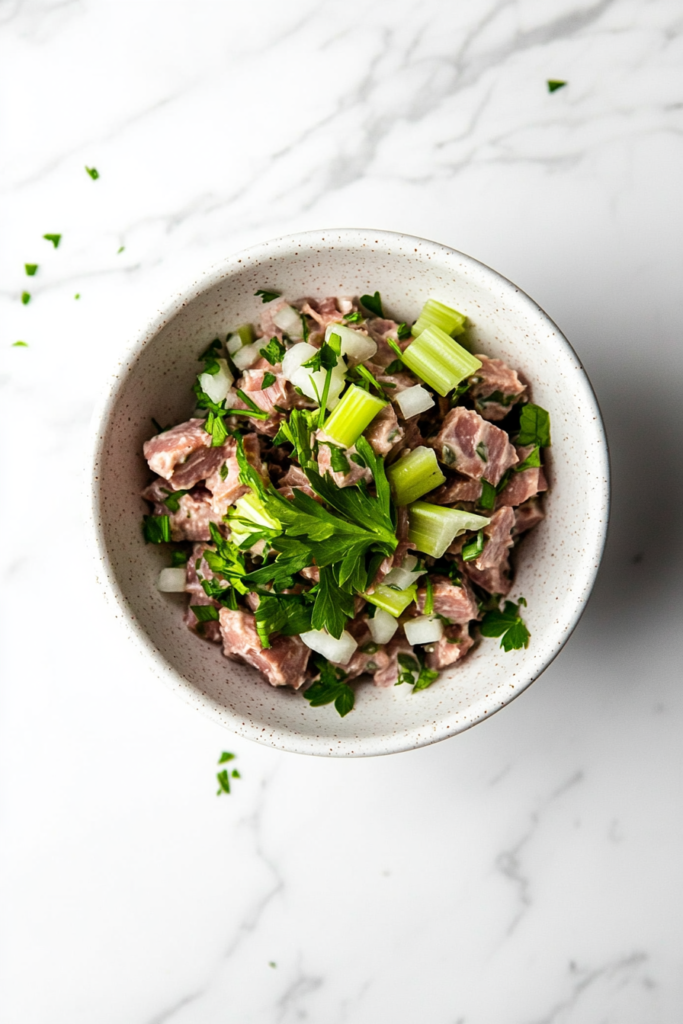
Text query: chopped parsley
480 600 530 651
461 530 485 562
424 576 434 615
327 443 350 475
21 292 30 305
219 462 229 481
117 246 125 254
218 751 236 763
191 604 220 622
475 442 488 463
43 233 61 248
260 337 286 365
85 166 99 179
478 479 497 510
24 264 38 276
12 341 28 347
517 404 551 448
547 80 567 93
397 322 411 341
262 372 277 389
343 310 363 323
360 291 384 317
384 358 404 374
255 289 281 303
515 446 542 473
142 514 171 543
396 652 438 692
170 550 189 567
160 488 189 513
303 657 355 717
74 293 80 300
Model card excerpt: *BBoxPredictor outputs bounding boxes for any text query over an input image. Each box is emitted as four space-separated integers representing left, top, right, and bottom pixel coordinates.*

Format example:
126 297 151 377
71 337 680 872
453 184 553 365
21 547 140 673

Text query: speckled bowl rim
86 229 610 757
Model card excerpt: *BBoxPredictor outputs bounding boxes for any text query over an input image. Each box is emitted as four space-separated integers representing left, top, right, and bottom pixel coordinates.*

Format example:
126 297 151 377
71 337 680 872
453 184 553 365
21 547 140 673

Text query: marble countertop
2 2 682 1021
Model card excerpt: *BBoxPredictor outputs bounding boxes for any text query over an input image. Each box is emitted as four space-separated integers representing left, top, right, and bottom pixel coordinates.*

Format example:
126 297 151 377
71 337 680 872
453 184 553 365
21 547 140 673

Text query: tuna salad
142 291 550 716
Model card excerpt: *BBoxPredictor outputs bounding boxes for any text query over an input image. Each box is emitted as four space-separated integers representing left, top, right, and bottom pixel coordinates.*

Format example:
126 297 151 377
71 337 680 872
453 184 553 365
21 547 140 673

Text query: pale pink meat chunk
469 355 526 421
433 407 518 485
425 624 474 671
258 299 289 340
333 615 393 681
430 474 483 505
143 419 211 480
496 447 548 508
364 403 403 456
218 608 310 689
204 433 265 516
316 438 372 489
142 480 224 541
373 637 415 688
416 574 479 624
300 297 347 330
168 445 226 490
462 506 515 595
514 497 545 535
277 464 319 502
237 367 293 413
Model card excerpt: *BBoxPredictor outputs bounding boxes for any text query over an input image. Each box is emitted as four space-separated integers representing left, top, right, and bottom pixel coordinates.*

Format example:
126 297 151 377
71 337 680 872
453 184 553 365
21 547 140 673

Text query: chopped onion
198 358 233 404
395 384 434 419
404 615 444 646
325 323 377 364
272 303 305 339
156 567 187 593
227 323 254 353
232 342 261 371
300 628 358 665
226 333 243 354
382 554 426 591
291 363 346 410
367 608 399 645
282 342 317 379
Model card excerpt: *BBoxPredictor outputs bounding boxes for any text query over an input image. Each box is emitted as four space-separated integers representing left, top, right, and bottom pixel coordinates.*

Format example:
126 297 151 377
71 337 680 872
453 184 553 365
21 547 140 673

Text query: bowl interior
90 230 608 755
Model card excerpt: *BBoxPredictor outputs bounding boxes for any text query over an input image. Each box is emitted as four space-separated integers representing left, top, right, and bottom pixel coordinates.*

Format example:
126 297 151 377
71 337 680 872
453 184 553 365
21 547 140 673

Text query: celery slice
408 501 490 558
364 583 418 618
400 325 482 397
386 446 445 506
412 299 467 338
323 384 386 448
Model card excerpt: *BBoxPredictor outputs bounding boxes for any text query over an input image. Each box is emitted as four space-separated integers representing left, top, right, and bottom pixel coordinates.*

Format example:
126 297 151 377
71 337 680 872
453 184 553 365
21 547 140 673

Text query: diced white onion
325 323 377 364
382 554 426 591
226 333 243 354
232 342 261 371
198 358 233 404
300 628 358 665
156 567 187 593
272 304 305 339
290 363 346 410
404 615 444 646
367 609 399 645
282 342 318 380
395 384 435 419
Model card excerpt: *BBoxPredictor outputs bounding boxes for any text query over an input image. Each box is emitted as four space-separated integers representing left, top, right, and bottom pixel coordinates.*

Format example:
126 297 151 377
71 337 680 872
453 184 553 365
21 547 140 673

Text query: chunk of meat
300 297 346 330
364 403 403 456
496 447 548 507
425 624 475 671
366 362 419 394
364 319 404 367
429 474 483 505
372 636 415 688
416 574 478 624
332 615 393 681
462 506 515 595
277 463 319 502
316 438 372 489
258 299 288 340
433 407 518 485
373 506 416 586
168 445 226 490
143 419 211 480
514 497 545 535
237 367 293 413
143 481 224 541
469 355 526 421
204 433 265 516
218 608 310 689
184 542 223 642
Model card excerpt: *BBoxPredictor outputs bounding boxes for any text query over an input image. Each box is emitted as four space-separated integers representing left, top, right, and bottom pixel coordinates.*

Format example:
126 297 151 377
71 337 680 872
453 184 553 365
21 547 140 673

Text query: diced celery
412 298 467 338
408 501 490 558
323 384 386 448
228 324 255 350
387 446 445 506
364 583 418 618
401 325 482 397
229 493 281 546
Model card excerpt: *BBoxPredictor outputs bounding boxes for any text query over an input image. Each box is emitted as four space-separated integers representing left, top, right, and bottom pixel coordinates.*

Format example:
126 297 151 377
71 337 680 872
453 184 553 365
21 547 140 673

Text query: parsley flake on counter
480 600 530 651
25 264 38 276
255 289 281 303
43 233 61 248
216 751 241 795
360 291 384 317
117 246 125 254
142 514 171 543
269 962 277 969
218 751 236 763
547 80 567 93
74 293 81 300
260 337 286 365
21 291 31 305
85 166 100 179
517 403 551 448
12 341 28 347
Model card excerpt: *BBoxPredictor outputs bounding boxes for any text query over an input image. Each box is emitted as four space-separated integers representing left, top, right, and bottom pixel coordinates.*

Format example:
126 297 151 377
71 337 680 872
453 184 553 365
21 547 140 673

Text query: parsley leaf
326 443 350 475
397 322 411 341
43 233 61 248
191 604 220 622
262 372 277 389
343 311 363 323
515 446 542 473
170 550 189 567
85 166 100 179
203 522 250 594
117 246 125 254
461 530 484 562
396 652 438 691
480 600 530 651
160 488 189 513
475 442 488 463
303 658 355 717
360 291 384 317
255 289 281 303
478 479 497 510
142 514 171 543
12 341 28 347
255 592 313 647
517 404 551 448
218 751 235 763
216 769 231 794
311 565 355 638
260 337 286 365
547 80 567 93
25 264 38 276
21 291 30 305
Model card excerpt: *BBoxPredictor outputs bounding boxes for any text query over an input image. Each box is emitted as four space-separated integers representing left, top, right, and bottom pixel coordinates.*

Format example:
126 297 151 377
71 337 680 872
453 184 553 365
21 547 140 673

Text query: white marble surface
1 1 683 1021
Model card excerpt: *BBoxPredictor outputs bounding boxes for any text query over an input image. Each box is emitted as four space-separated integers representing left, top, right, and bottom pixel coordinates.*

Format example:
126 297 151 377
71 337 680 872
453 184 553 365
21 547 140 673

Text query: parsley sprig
303 657 355 717
480 599 530 651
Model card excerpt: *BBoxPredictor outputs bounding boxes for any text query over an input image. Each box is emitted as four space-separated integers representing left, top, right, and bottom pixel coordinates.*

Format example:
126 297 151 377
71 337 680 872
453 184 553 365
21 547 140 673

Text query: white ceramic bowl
87 229 609 757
